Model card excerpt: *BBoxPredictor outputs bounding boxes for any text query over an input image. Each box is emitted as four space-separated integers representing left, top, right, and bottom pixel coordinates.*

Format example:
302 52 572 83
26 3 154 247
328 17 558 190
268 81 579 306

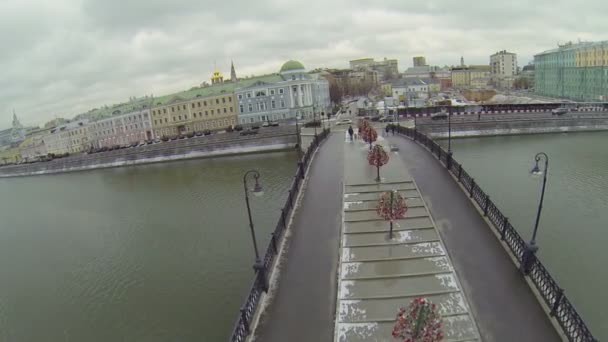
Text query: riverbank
418 115 608 139
0 127 297 178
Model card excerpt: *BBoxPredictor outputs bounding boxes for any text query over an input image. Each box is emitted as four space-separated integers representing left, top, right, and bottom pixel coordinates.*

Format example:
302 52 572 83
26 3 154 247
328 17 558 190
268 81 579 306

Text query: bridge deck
385 133 562 341
336 134 480 342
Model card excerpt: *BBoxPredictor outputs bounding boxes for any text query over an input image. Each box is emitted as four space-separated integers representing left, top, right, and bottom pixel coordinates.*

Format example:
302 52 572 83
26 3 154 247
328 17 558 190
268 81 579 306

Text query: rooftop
280 60 305 73
535 40 608 56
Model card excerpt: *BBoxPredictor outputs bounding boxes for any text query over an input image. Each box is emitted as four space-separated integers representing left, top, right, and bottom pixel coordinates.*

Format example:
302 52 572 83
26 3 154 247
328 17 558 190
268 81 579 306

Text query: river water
442 131 608 340
0 151 298 341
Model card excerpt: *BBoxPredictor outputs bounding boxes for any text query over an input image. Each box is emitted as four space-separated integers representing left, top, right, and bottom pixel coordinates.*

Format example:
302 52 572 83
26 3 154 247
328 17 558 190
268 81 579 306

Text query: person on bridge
385 125 390 136
348 125 354 141
391 124 396 135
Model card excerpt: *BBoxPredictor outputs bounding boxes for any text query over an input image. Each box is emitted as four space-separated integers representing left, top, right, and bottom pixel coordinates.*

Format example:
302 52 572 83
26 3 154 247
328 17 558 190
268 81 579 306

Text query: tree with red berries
392 297 443 342
376 190 407 238
368 144 389 182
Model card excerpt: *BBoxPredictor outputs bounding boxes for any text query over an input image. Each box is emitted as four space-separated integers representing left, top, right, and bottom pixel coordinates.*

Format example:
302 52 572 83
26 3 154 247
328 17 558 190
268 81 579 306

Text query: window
246 93 251 98
292 75 296 80
204 101 207 106
230 107 233 112
193 113 197 118
280 100 285 108
198 102 201 107
240 105 244 113
229 97 232 102
192 103 195 108
184 114 188 119
211 110 214 115
271 100 276 109
279 88 284 94
172 107 175 112
270 89 275 95
222 97 226 103
152 110 156 115
183 105 186 110
256 90 266 97
173 117 176 122
216 99 219 104
238 94 243 100
223 108 227 113
205 111 208 116
179 115 182 120
248 104 253 112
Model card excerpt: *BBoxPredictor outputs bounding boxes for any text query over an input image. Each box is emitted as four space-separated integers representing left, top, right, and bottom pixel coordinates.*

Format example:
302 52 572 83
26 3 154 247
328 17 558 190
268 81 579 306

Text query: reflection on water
0 151 297 341
443 131 608 340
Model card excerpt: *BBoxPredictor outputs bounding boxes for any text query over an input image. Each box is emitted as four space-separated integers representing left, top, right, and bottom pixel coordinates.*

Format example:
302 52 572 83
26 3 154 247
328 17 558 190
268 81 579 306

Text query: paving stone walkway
335 133 481 341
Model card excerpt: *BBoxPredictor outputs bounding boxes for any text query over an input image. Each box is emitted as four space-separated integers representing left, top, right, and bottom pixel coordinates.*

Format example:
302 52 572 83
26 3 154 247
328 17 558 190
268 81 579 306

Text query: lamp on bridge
521 152 549 275
243 169 268 292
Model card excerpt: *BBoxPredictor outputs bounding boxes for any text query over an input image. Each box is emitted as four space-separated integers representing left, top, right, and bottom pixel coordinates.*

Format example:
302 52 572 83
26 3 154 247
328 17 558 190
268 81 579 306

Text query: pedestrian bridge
230 126 596 342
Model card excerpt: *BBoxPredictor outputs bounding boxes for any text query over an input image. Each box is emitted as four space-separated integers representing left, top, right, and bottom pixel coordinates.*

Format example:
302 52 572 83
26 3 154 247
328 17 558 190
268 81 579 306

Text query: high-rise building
535 41 608 101
413 56 427 67
349 57 399 80
490 50 518 88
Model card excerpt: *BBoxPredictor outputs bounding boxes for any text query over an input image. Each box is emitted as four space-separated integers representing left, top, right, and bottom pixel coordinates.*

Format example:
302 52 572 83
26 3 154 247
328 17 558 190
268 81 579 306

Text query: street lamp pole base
521 241 539 275
253 259 269 293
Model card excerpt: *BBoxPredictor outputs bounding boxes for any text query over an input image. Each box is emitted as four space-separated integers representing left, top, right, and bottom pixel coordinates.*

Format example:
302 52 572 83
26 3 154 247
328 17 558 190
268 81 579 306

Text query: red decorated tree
376 190 407 238
368 144 390 182
362 126 378 150
392 297 443 342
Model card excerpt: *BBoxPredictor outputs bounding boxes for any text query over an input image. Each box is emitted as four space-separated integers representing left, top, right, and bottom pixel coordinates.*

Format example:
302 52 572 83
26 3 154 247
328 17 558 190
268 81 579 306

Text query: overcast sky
2 0 608 129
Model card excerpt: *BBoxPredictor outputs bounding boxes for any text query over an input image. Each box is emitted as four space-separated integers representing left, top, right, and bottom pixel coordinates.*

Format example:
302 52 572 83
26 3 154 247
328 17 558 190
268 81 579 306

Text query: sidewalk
253 132 344 342
386 135 561 341
336 133 480 341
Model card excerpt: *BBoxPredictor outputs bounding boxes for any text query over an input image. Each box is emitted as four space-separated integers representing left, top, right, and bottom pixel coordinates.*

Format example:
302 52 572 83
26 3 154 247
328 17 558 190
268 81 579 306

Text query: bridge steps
335 134 480 341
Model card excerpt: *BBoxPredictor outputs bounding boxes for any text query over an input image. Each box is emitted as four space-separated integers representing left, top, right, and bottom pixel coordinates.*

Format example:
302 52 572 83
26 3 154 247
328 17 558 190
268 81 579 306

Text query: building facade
349 57 398 80
451 65 491 88
490 50 518 88
535 41 608 101
235 60 330 124
89 109 153 148
44 120 90 155
151 92 237 137
413 56 427 67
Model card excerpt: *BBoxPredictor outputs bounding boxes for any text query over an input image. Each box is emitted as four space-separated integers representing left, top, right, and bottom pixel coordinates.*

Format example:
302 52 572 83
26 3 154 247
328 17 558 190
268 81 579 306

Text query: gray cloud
2 0 608 129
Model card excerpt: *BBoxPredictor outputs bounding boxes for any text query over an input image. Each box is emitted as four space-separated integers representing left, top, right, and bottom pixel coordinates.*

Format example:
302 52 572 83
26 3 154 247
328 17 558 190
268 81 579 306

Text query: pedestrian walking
348 125 354 141
385 125 390 136
391 124 396 135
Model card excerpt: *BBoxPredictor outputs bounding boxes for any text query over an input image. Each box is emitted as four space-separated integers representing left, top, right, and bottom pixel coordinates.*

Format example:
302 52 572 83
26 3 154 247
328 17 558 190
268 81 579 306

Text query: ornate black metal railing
229 128 330 342
394 125 597 342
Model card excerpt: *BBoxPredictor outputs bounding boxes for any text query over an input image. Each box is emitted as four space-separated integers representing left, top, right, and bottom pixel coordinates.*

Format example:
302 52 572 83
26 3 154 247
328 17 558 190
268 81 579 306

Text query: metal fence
229 128 330 342
394 125 597 342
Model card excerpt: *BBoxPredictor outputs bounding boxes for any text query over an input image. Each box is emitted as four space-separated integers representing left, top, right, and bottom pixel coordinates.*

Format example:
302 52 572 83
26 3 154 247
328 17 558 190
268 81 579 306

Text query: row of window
152 97 232 116
239 99 286 113
238 88 285 100
152 107 234 125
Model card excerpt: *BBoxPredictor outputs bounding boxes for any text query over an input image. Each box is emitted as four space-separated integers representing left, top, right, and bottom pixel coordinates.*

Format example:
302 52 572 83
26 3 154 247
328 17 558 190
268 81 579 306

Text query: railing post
240 307 250 333
469 179 476 197
298 161 304 179
281 208 287 227
446 151 452 171
550 288 564 317
501 217 508 240
484 195 490 216
253 262 269 293
270 232 278 253
288 189 293 207
458 164 462 182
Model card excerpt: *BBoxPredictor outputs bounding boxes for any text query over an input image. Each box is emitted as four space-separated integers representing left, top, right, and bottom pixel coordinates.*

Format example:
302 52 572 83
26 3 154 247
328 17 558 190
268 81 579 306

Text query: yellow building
428 82 441 93
151 93 237 137
451 66 490 88
381 82 392 97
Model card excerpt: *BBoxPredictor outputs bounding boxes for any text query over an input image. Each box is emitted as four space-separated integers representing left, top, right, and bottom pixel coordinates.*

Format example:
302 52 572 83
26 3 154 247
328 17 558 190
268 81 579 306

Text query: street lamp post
521 152 549 275
242 169 269 292
448 107 452 153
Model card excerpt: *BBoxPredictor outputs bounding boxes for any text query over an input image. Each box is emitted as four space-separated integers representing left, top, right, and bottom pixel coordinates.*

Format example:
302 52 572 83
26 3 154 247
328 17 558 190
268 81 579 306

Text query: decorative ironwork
393 125 597 342
229 129 330 342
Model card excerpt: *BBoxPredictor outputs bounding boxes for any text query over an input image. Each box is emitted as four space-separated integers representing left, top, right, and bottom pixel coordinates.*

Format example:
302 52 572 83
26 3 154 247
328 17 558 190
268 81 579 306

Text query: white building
44 120 90 155
490 50 518 88
392 79 430 104
89 109 153 148
235 60 330 124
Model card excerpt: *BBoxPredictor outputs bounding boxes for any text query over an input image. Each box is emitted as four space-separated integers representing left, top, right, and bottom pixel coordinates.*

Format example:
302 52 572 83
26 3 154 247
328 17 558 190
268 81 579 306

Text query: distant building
391 78 437 105
451 65 491 88
89 109 153 148
490 50 518 88
230 61 237 82
403 66 431 79
520 63 535 89
350 57 399 80
235 60 330 124
44 120 90 155
413 56 427 67
534 40 608 101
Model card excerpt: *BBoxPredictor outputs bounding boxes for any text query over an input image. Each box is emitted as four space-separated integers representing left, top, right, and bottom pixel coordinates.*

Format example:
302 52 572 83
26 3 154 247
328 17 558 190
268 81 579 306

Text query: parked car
337 119 352 125
240 130 258 136
270 121 280 127
551 108 568 115
431 112 448 120
234 125 244 131
251 124 260 130
262 121 270 128
226 125 234 133
203 129 212 136
195 131 203 137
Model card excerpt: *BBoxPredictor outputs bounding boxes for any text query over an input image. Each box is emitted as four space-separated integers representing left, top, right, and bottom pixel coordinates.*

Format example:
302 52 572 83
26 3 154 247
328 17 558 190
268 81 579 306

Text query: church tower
10 110 25 143
460 56 465 67
230 60 237 82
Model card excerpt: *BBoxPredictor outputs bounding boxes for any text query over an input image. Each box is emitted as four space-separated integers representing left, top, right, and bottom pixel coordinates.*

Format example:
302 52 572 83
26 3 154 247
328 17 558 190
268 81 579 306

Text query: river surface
0 151 298 341
442 131 608 340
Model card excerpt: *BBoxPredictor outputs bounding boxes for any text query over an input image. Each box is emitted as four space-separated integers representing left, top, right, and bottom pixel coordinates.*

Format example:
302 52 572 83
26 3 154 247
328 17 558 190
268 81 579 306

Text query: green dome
280 60 305 72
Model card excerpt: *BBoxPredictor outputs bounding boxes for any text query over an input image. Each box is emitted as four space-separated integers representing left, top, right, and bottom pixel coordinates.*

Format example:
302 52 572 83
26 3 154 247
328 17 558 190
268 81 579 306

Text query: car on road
431 112 448 120
270 121 279 127
233 125 244 131
262 121 270 127
551 108 568 115
203 129 212 136
336 119 352 125
251 124 260 130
